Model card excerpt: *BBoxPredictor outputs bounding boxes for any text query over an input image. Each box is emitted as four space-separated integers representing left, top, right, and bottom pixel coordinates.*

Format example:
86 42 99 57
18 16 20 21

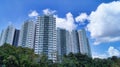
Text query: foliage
0 43 120 67
0 43 38 67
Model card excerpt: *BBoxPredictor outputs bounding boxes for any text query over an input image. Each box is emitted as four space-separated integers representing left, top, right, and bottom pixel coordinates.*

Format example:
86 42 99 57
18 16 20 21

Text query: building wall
12 29 20 46
71 30 80 53
57 28 67 62
18 20 35 49
0 25 15 46
65 30 71 55
66 30 80 54
34 15 57 62
86 38 92 57
78 29 91 57
0 30 6 46
6 25 15 45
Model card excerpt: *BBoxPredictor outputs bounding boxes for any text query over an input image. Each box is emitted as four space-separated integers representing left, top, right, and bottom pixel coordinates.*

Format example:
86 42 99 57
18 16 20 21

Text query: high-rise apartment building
66 30 78 54
0 25 15 46
18 20 35 49
86 38 91 57
57 28 68 62
57 28 91 58
78 29 91 57
65 30 80 55
66 30 71 55
0 30 4 46
12 29 20 46
34 15 57 62
70 30 80 53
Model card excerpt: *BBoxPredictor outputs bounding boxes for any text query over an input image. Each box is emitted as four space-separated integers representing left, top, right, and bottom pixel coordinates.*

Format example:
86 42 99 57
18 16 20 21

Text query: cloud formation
28 10 39 17
55 12 76 31
43 8 56 15
87 1 120 45
75 13 88 23
92 52 107 59
108 46 120 57
93 46 120 58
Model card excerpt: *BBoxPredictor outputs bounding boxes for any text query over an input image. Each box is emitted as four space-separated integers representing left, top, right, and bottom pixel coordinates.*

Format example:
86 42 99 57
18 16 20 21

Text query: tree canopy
0 43 120 67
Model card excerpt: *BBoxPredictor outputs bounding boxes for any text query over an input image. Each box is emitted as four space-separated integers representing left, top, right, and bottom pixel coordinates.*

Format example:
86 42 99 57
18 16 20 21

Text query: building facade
0 25 15 46
57 28 68 62
71 30 80 53
0 30 5 46
12 29 20 46
34 15 57 62
18 20 35 49
57 28 91 58
66 30 80 55
78 29 91 57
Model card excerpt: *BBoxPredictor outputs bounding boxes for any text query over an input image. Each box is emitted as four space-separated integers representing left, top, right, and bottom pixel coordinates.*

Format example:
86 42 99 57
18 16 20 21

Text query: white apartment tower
57 28 68 61
66 30 80 54
70 30 80 53
18 20 35 49
78 29 91 57
0 25 15 46
57 28 91 57
34 15 57 62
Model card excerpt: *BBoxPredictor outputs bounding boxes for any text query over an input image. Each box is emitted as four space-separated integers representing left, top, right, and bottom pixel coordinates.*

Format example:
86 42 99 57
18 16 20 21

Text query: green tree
3 55 18 67
0 43 38 67
0 43 120 67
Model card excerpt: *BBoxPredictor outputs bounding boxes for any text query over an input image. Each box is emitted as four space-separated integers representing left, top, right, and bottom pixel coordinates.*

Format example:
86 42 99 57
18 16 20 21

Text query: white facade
0 25 15 46
57 28 68 61
0 30 5 46
78 29 91 57
66 30 80 54
71 30 79 53
66 30 71 55
18 20 35 49
34 15 57 62
64 29 91 57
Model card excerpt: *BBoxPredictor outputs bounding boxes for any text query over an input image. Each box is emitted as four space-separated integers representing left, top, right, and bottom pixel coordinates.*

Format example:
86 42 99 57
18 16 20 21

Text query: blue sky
0 0 120 58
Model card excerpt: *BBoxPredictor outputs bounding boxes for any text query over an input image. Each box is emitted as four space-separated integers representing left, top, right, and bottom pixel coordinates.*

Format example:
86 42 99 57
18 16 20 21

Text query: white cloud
75 13 88 23
43 8 56 15
42 9 76 31
92 52 108 59
108 46 120 57
87 1 120 45
28 10 39 17
55 12 76 31
92 46 120 59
